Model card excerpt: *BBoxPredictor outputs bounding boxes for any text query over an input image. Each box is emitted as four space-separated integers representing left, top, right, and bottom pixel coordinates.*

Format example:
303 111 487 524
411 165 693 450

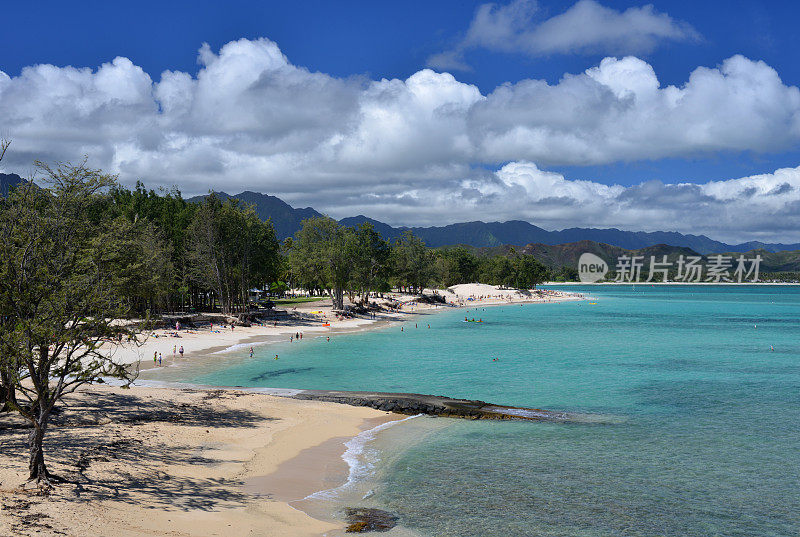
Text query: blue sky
3 1 800 241
5 1 798 92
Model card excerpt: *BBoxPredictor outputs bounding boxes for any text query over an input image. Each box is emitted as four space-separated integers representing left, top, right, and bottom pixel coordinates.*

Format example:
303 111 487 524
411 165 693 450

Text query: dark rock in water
344 508 398 533
292 389 581 422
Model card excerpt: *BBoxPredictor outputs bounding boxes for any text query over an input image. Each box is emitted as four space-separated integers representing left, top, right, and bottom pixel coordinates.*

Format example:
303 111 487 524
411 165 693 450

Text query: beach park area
0 284 580 537
6 4 800 533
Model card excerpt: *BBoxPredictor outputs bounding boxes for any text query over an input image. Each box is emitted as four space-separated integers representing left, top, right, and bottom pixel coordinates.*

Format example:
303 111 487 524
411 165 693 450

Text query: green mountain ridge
195 190 800 255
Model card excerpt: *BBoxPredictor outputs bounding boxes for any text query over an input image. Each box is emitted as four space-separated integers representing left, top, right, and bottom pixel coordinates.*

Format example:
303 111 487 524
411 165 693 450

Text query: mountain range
4 178 796 272
0 173 23 197
190 190 800 254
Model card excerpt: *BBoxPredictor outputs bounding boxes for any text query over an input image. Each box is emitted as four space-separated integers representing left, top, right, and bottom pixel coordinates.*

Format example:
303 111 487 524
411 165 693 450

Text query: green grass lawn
270 296 327 305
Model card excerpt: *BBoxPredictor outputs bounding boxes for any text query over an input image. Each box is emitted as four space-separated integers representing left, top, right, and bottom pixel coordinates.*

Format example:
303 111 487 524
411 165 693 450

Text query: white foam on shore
212 338 278 354
305 413 423 500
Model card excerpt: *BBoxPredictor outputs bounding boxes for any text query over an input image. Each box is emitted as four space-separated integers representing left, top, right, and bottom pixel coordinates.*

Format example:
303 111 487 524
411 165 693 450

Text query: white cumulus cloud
1 38 800 241
427 0 699 71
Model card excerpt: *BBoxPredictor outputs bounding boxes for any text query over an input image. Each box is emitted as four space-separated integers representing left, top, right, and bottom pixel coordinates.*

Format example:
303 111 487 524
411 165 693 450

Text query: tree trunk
0 375 17 413
332 287 344 310
28 421 50 484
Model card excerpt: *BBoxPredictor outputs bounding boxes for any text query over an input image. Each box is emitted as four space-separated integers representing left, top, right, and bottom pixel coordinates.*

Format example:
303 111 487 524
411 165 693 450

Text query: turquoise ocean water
188 285 800 536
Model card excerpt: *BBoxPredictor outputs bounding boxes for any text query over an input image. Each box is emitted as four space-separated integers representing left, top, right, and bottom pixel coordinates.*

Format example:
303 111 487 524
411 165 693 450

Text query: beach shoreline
2 286 583 537
0 384 397 537
118 285 582 376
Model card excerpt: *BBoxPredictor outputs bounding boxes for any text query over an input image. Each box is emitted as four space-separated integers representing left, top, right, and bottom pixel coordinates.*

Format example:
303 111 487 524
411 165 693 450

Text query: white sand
439 283 581 306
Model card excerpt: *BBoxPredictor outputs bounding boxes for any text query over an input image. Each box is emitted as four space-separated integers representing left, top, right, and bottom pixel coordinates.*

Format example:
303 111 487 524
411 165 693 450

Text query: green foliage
349 223 391 301
391 230 437 293
437 247 479 286
288 217 360 310
187 194 280 314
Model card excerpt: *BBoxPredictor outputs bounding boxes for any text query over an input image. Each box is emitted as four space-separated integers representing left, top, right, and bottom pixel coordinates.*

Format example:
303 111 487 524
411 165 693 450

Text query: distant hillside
315 210 800 254
0 173 23 197
179 189 800 253
188 191 323 240
547 228 734 253
518 241 800 274
338 215 405 241
519 241 701 270
720 248 800 273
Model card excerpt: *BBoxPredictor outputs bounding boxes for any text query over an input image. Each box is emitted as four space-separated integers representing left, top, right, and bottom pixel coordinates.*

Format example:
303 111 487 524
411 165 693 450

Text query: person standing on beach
173 345 176 357
179 345 184 358
158 353 162 366
153 351 157 364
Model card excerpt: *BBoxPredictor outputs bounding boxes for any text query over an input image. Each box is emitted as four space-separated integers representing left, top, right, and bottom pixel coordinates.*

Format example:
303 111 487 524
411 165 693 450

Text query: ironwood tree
0 161 144 487
187 193 280 314
390 230 436 294
288 216 354 311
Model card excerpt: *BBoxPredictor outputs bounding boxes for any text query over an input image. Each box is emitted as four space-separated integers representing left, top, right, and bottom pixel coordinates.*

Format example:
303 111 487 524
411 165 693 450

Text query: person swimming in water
274 354 279 360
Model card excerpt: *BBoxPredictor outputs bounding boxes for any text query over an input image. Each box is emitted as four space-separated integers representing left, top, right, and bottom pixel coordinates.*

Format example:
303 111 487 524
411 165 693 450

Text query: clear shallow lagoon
193 286 800 536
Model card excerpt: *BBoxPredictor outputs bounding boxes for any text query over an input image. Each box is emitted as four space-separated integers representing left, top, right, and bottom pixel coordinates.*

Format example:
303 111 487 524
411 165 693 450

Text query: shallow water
186 285 800 536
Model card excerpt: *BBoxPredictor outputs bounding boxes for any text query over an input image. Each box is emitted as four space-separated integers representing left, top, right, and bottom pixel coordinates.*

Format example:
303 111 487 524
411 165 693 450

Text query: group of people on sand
153 344 184 366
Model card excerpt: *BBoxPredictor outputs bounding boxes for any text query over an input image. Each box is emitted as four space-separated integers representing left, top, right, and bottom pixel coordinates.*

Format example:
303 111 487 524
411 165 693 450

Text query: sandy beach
0 385 393 537
1 285 582 536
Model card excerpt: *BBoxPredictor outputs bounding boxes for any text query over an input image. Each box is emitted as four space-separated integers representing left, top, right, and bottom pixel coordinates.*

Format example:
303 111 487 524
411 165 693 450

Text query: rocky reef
291 389 578 422
344 507 398 533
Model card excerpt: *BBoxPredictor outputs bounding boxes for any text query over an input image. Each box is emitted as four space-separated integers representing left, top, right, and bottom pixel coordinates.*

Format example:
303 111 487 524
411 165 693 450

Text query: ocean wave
305 413 422 500
212 339 277 354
